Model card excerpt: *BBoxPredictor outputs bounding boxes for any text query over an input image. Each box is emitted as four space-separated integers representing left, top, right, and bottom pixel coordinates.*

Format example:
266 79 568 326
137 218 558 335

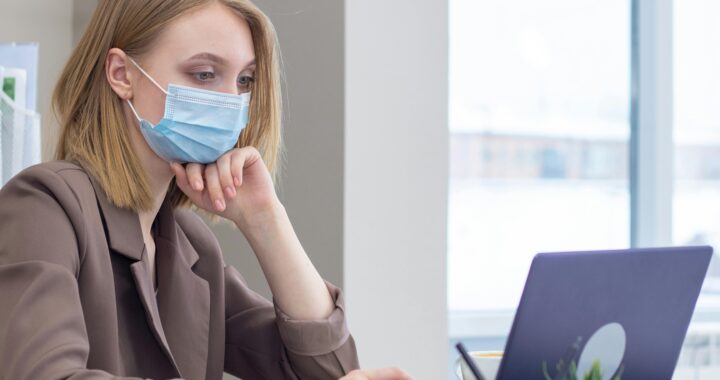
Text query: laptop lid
496 246 713 380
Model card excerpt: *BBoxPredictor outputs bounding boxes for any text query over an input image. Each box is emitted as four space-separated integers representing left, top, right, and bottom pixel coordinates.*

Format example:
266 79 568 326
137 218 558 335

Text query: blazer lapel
130 259 182 374
84 167 184 377
154 195 211 380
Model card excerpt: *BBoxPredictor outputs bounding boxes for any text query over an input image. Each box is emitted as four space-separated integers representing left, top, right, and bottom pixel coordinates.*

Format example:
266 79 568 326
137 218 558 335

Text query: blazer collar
83 162 198 267
86 169 144 261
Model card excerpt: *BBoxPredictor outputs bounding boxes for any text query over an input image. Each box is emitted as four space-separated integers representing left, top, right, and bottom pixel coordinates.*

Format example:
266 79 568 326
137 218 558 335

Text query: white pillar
631 0 674 247
344 0 449 377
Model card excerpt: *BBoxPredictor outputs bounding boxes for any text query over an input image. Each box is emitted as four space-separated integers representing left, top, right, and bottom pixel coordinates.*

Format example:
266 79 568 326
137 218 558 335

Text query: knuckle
219 153 231 165
205 164 217 176
242 145 259 156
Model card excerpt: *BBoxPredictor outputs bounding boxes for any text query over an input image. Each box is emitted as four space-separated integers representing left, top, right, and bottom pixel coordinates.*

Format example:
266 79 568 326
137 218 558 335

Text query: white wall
344 0 449 378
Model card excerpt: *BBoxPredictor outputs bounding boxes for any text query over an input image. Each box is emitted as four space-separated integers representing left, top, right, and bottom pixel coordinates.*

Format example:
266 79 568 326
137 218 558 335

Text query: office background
2 0 719 379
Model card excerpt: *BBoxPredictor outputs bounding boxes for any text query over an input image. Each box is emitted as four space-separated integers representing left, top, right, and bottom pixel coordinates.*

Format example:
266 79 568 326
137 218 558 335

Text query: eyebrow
185 52 256 69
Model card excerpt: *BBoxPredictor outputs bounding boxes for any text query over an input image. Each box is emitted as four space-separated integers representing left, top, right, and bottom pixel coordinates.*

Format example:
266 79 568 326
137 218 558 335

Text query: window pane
448 0 631 312
673 0 720 299
673 1 720 377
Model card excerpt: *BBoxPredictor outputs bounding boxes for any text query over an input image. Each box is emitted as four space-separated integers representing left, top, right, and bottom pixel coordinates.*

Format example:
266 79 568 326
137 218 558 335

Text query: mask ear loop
127 56 169 95
126 99 143 122
126 56 169 127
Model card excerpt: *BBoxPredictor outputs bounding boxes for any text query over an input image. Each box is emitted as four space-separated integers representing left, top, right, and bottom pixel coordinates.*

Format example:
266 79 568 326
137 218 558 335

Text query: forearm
234 201 335 321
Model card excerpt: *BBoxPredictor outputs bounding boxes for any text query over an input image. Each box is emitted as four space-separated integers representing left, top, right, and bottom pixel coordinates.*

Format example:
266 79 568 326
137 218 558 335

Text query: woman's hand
172 145 335 321
339 368 414 380
170 146 280 227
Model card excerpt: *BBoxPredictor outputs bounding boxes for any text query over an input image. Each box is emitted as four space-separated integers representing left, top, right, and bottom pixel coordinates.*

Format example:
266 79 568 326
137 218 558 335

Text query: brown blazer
0 160 359 380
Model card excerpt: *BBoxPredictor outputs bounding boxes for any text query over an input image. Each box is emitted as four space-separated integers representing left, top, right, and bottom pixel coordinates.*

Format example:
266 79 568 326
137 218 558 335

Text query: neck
138 157 174 239
123 102 176 239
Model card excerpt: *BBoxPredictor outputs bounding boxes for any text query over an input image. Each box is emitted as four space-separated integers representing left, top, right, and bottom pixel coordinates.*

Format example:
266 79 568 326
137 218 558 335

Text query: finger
230 150 245 187
186 163 205 192
341 370 369 380
216 154 236 198
170 162 192 193
364 367 413 380
204 164 225 211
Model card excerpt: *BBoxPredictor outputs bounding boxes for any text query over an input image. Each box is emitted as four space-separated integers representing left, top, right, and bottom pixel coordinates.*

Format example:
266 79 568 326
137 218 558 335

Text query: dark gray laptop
496 246 713 380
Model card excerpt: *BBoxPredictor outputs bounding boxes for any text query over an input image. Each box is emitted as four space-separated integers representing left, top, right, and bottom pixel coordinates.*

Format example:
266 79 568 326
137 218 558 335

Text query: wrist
233 198 286 232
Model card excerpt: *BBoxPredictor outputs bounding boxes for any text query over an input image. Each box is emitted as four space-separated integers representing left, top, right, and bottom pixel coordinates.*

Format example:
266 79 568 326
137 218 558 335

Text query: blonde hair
53 0 283 212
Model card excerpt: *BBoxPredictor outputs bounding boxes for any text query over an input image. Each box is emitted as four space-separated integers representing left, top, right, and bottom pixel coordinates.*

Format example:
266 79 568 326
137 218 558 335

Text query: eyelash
191 72 255 88
193 71 215 81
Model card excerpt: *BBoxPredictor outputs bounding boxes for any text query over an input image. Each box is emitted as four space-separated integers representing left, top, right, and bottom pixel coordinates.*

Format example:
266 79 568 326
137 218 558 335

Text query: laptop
496 246 713 380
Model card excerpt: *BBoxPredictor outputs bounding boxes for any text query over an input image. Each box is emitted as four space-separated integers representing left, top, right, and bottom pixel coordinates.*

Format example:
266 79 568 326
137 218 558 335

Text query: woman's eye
193 71 215 81
238 75 255 88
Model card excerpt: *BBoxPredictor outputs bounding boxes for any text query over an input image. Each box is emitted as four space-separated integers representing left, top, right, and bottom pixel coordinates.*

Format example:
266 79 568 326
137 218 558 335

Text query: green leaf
569 360 578 380
3 77 16 100
586 360 603 380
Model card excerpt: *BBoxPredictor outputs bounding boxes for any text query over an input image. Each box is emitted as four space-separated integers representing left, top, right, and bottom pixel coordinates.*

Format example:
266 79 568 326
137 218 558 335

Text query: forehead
152 2 255 66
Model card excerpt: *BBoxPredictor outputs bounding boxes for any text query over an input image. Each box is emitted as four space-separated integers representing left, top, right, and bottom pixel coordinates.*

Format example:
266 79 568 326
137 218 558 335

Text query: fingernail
234 176 240 186
215 199 225 211
193 180 203 191
225 186 235 197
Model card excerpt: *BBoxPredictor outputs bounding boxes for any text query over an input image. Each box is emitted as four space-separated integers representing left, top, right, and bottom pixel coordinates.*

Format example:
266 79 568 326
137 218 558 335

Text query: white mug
454 350 503 380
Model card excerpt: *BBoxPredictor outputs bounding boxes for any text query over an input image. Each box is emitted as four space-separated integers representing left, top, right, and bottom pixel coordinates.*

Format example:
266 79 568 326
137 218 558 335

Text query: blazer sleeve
0 165 161 380
223 264 360 380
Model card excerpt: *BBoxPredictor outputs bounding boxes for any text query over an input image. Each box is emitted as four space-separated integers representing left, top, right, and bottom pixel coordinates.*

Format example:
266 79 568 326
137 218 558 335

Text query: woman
0 1 410 379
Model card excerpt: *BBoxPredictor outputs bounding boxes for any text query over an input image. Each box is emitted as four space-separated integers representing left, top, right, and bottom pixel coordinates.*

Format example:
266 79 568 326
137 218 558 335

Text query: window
448 0 630 313
448 0 720 378
673 0 720 295
673 0 720 376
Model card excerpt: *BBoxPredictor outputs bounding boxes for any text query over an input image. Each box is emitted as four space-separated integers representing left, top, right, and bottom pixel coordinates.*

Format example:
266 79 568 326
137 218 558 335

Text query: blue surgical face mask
126 57 251 164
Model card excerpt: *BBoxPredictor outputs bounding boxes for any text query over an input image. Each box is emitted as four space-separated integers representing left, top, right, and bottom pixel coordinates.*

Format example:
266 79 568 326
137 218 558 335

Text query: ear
105 47 134 100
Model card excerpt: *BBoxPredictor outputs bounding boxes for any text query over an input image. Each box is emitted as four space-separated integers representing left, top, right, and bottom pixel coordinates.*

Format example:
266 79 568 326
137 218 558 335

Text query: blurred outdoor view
448 0 720 377
448 0 631 312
